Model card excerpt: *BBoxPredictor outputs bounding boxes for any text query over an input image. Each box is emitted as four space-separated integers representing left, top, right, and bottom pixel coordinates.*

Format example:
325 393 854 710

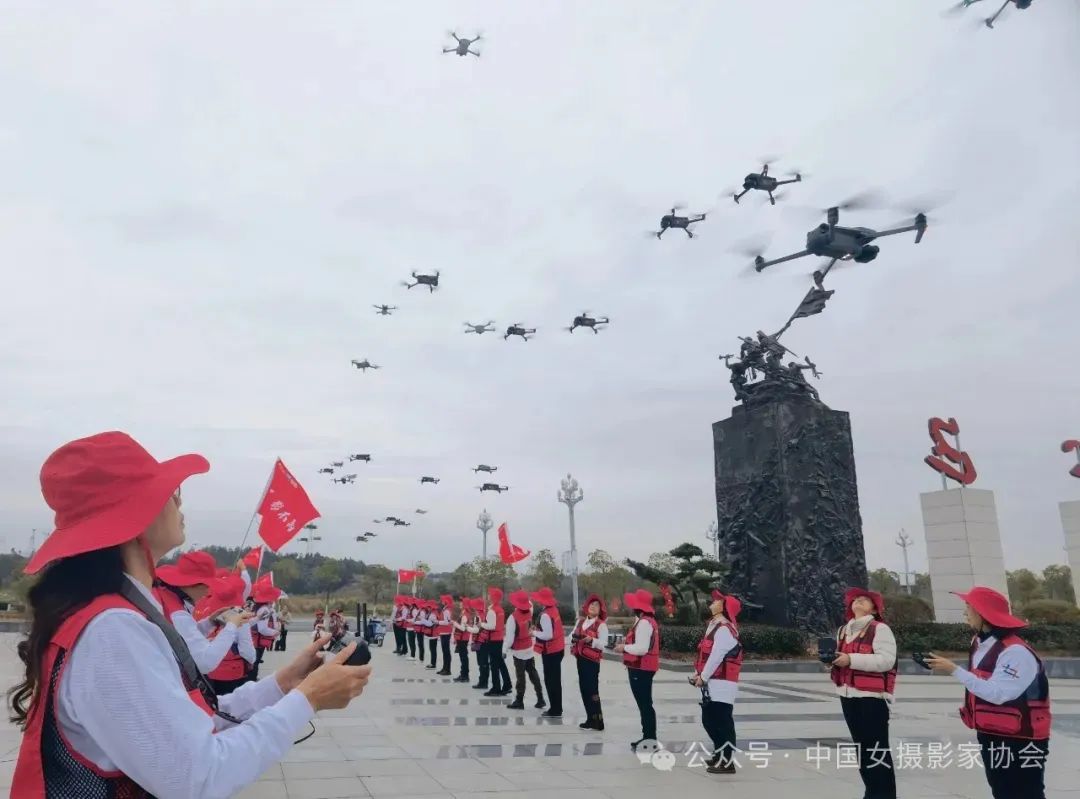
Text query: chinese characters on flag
257 459 320 551
924 417 977 486
497 522 530 565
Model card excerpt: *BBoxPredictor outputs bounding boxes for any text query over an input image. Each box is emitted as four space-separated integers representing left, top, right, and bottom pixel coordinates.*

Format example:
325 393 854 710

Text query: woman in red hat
406 599 420 660
828 587 897 799
504 590 546 711
480 587 512 696
451 597 473 682
530 586 565 718
436 595 454 675
392 595 407 655
926 586 1051 799
421 600 439 669
614 588 661 749
691 590 743 775
196 575 258 696
8 431 372 799
570 593 608 730
468 597 491 690
155 550 254 675
250 582 282 679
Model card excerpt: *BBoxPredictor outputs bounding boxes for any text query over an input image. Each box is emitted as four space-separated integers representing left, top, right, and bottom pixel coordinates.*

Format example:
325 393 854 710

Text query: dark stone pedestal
713 396 867 631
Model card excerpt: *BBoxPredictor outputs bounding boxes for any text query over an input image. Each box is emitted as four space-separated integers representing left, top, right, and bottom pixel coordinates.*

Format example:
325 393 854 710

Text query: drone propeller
942 0 980 16
833 190 886 212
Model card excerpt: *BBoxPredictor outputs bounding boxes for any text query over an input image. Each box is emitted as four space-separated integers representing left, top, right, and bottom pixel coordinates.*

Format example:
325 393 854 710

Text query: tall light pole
476 509 493 560
705 521 719 562
558 474 584 615
895 528 913 595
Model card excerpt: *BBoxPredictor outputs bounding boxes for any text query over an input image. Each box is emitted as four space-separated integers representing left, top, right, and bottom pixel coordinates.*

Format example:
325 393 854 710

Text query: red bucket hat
581 592 607 620
530 587 558 607
487 586 503 604
28 431 210 574
193 575 246 622
952 586 1026 629
843 587 885 621
508 590 532 611
157 551 218 588
440 594 454 607
624 589 655 615
710 589 742 621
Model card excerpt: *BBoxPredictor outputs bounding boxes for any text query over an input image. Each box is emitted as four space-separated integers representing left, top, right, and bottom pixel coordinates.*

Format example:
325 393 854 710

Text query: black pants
440 634 452 671
701 700 736 765
407 629 417 657
978 733 1048 799
456 641 470 679
252 646 266 680
513 656 544 702
475 643 490 687
483 641 510 692
628 668 656 740
840 697 896 799
273 626 288 651
394 625 405 653
577 657 602 720
210 676 251 695
541 651 563 713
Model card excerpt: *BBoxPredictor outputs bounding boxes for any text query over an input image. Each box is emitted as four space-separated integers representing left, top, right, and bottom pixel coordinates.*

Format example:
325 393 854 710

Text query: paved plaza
2 632 1080 798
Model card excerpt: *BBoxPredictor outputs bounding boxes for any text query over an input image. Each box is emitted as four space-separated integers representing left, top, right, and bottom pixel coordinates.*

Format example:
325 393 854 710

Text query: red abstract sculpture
924 417 978 486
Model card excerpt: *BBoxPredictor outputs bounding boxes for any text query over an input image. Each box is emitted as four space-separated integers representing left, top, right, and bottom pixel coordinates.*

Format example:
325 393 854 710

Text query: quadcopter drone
473 464 498 474
351 359 380 371
504 323 535 341
477 483 509 493
568 312 609 334
654 206 706 239
373 304 397 316
392 518 411 527
317 467 334 475
464 321 496 335
355 534 372 542
414 509 428 514
950 0 1033 28
332 474 358 485
444 31 482 57
732 162 802 206
384 516 402 523
402 270 439 292
753 200 928 286
330 461 344 468
349 453 372 462
419 476 440 485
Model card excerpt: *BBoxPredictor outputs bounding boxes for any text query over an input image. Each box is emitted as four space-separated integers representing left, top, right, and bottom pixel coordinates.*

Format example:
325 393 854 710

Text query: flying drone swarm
373 304 397 316
477 482 509 493
351 358 380 371
464 321 497 334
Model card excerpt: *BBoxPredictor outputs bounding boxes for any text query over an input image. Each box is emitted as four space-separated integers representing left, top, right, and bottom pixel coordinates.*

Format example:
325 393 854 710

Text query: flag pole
238 460 277 551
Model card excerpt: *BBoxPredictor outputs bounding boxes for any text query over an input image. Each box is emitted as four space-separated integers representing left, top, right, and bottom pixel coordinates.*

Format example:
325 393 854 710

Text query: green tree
868 568 902 596
1007 569 1045 607
470 557 518 593
446 561 480 596
270 558 301 593
580 549 639 607
362 564 397 606
314 560 348 606
625 542 726 618
912 572 933 604
526 549 564 592
1042 565 1076 604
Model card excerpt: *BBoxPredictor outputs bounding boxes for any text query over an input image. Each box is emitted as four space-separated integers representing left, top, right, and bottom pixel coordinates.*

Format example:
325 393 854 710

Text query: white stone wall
1061 500 1080 606
921 488 1008 623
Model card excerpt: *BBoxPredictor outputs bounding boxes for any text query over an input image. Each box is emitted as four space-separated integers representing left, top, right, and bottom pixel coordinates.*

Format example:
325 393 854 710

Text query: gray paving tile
285 777 371 799
361 774 446 797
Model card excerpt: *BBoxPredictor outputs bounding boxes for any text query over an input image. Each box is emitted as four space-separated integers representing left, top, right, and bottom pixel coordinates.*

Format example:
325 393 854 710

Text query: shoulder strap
118 581 241 725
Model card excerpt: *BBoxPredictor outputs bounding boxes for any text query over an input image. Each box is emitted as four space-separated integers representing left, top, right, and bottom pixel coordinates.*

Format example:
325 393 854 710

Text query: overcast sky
1 1 1078 582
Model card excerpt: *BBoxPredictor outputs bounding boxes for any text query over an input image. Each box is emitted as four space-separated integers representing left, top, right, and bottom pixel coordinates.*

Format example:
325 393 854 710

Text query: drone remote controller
344 639 372 667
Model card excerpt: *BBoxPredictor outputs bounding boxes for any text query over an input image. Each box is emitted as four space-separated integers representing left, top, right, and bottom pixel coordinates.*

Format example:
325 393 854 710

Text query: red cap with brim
843 587 886 621
530 587 557 607
157 551 218 588
488 586 503 604
624 589 655 615
508 590 532 611
253 584 282 604
28 432 209 575
711 590 742 621
193 575 246 622
952 586 1026 629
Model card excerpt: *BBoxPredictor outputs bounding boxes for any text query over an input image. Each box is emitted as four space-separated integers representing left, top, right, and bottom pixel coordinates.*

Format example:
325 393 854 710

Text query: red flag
398 569 426 583
497 523 530 565
257 459 320 551
254 571 274 590
609 597 621 612
659 584 676 617
242 546 263 570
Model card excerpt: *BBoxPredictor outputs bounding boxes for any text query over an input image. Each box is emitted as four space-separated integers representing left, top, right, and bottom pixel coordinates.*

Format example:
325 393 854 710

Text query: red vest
960 634 1052 740
489 605 506 642
405 611 417 632
510 609 533 652
153 584 189 619
422 611 436 637
254 608 277 649
12 594 215 799
436 608 453 636
571 617 603 663
693 619 743 681
534 607 565 655
453 613 472 644
207 626 250 682
830 620 897 695
622 615 660 672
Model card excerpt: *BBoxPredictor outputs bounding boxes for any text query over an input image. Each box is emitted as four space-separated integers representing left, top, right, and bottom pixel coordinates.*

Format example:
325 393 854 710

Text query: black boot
507 699 525 710
534 696 546 710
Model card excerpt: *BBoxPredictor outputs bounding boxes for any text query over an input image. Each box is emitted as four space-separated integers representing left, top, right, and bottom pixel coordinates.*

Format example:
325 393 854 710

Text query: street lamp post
557 474 584 615
895 528 913 595
705 521 719 562
476 509 493 560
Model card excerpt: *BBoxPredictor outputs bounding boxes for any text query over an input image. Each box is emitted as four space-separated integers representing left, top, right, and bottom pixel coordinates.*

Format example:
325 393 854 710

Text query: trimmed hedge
657 622 1080 657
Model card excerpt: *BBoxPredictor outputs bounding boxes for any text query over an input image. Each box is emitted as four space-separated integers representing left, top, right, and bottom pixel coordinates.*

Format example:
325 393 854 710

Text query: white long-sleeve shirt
622 616 654 657
236 621 258 664
952 634 1040 705
439 608 452 631
833 616 897 702
56 576 314 799
480 609 496 631
534 613 554 641
255 607 278 640
697 619 739 705
169 604 238 674
579 617 608 651
503 615 534 659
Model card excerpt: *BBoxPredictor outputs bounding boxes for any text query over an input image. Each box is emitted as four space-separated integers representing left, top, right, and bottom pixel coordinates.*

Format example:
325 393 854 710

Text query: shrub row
660 624 808 657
